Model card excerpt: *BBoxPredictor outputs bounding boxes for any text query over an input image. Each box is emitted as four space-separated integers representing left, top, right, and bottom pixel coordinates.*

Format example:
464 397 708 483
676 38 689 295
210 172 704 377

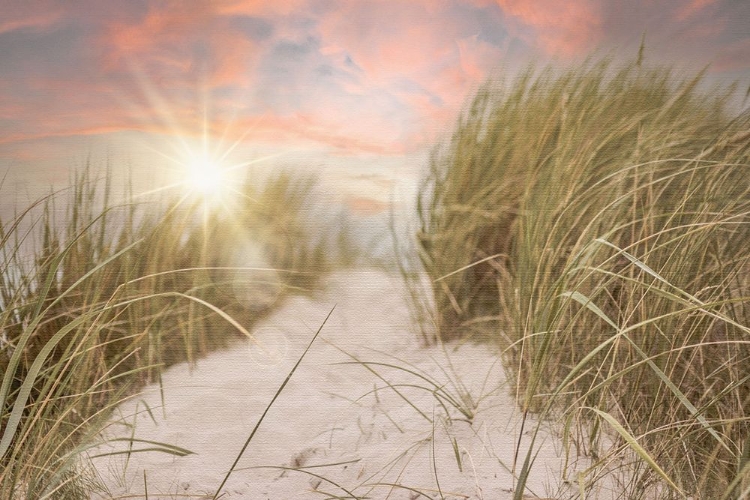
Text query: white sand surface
86 269 612 499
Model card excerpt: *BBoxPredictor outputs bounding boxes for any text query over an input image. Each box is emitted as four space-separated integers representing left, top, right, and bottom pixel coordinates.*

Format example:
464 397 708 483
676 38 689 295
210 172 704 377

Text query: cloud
215 0 311 17
490 0 603 57
676 0 719 21
229 15 274 41
590 0 750 78
1 0 748 170
233 113 405 155
99 2 261 88
0 5 64 35
713 38 750 72
311 1 510 146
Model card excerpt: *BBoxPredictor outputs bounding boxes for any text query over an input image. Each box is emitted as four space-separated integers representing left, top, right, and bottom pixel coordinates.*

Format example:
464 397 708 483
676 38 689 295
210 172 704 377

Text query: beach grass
0 167 353 498
6 49 750 500
413 53 750 498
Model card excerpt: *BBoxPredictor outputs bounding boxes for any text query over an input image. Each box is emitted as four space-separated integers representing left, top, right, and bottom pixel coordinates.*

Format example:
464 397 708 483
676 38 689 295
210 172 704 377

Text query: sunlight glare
187 153 224 196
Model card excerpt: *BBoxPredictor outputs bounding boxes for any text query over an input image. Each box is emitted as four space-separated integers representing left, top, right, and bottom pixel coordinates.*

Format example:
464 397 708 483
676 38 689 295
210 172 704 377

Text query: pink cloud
0 125 140 145
244 114 407 155
215 0 310 17
317 3 461 84
493 0 603 57
676 0 719 21
456 34 506 86
1 0 511 159
312 1 508 147
0 2 64 34
100 2 260 88
712 38 750 72
3 0 747 171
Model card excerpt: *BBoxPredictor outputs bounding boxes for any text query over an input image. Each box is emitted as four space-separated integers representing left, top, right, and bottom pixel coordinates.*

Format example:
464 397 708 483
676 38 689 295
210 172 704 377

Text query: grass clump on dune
0 167 351 498
415 54 750 498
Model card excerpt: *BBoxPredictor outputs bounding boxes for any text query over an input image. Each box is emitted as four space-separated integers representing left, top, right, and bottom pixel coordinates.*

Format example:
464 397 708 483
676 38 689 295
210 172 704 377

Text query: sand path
86 269 602 499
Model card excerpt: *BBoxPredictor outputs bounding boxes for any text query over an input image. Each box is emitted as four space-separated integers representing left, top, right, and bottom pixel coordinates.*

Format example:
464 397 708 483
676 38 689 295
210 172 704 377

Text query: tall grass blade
589 407 684 495
211 306 334 500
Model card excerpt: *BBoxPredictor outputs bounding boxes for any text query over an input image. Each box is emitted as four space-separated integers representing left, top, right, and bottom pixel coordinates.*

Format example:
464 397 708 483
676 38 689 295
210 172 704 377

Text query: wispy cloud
492 0 603 56
0 5 64 35
0 0 748 167
676 0 720 22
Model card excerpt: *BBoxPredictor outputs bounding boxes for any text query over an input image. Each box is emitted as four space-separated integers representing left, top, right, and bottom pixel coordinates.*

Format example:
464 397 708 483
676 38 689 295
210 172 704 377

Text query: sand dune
86 269 610 499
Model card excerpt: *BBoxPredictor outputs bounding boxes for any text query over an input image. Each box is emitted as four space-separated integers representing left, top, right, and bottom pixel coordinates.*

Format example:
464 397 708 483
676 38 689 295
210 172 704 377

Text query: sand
85 269 612 499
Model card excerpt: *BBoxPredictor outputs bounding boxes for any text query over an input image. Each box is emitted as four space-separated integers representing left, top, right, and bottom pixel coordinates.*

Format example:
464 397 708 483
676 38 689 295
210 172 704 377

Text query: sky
1 0 749 214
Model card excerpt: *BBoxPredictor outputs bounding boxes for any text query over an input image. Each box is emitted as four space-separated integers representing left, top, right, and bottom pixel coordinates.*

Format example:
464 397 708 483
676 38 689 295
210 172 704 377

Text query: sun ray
158 191 194 221
125 57 194 152
141 143 188 170
131 181 186 201
223 152 287 174
118 55 285 216
225 185 260 205
217 113 267 165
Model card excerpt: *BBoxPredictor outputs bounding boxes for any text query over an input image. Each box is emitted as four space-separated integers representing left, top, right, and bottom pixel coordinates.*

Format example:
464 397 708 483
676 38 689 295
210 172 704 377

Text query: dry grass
0 167 354 498
413 53 750 498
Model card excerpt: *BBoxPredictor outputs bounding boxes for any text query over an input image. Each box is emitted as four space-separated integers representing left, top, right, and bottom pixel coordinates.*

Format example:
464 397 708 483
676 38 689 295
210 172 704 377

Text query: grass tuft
414 54 750 497
0 167 353 498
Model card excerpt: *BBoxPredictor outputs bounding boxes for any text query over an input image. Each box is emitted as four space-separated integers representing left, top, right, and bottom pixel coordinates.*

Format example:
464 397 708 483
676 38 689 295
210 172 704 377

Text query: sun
136 133 276 213
186 152 225 196
127 74 284 211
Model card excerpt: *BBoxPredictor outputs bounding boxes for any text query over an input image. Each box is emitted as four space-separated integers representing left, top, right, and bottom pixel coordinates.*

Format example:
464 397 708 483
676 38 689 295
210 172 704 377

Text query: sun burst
123 60 284 213
186 151 225 196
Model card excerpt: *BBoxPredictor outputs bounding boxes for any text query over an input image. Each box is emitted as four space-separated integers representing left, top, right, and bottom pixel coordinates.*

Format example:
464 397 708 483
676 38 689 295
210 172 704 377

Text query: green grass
414 53 750 498
0 167 355 498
